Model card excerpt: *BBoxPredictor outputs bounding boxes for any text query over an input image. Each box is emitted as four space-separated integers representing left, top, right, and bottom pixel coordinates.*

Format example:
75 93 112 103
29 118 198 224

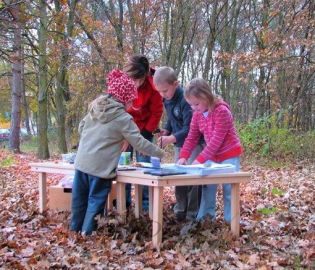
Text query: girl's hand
121 140 129 152
177 158 187 165
157 135 176 148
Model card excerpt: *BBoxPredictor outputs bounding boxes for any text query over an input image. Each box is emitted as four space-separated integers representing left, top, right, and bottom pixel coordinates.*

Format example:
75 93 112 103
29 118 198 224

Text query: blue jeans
125 136 152 210
70 169 112 235
196 156 240 223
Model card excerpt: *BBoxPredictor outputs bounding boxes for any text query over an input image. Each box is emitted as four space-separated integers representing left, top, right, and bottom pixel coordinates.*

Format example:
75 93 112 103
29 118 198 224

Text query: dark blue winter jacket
163 87 193 147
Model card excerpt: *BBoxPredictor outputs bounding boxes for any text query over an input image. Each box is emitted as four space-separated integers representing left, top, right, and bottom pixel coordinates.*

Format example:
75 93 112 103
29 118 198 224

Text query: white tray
175 163 236 176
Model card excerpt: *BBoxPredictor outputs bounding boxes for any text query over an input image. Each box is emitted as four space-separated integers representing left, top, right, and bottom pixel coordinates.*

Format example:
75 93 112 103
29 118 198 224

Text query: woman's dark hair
123 54 150 79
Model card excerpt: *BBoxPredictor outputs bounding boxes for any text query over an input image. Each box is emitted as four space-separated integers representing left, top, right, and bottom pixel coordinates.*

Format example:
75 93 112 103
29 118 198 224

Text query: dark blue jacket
163 87 193 147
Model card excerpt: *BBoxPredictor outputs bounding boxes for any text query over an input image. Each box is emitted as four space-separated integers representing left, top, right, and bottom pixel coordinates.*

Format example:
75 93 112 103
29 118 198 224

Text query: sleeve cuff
179 150 190 159
196 155 207 163
141 128 153 139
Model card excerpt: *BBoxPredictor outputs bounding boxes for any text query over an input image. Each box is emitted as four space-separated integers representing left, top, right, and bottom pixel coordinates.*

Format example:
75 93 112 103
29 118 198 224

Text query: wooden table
30 162 251 248
116 170 251 248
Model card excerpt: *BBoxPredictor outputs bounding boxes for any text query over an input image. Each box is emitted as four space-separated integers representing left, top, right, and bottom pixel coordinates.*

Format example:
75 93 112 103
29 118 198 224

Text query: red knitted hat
106 69 137 105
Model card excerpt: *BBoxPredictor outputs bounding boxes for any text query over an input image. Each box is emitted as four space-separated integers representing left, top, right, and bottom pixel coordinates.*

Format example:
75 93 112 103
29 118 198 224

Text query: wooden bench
30 162 116 212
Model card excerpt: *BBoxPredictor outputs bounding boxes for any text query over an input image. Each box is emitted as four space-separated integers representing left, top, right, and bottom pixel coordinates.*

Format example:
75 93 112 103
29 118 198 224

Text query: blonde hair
153 66 177 85
184 78 221 109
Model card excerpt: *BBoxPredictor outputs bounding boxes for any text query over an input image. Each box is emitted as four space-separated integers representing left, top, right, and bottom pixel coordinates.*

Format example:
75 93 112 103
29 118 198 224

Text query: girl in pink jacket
178 78 242 223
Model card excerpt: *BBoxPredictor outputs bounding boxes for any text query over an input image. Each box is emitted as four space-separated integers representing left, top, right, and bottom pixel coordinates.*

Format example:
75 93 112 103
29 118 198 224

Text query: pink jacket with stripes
179 101 242 163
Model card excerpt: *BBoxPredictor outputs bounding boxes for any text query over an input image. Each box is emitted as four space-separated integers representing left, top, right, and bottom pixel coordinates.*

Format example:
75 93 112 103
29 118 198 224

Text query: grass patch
258 207 278 215
20 129 62 155
20 136 38 152
0 154 15 167
271 187 283 196
261 188 268 195
238 114 315 164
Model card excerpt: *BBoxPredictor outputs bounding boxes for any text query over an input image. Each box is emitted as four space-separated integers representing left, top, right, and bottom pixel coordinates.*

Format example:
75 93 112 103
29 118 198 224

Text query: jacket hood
89 96 125 124
213 100 231 112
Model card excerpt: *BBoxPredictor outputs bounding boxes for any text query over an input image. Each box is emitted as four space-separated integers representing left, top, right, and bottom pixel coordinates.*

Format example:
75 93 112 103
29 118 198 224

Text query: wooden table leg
152 186 163 248
116 182 126 222
230 183 240 237
148 186 153 220
39 172 47 213
134 184 142 218
107 181 117 211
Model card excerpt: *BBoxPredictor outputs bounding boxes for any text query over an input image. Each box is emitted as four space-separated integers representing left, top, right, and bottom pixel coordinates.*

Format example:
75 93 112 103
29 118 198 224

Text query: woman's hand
121 140 129 152
177 158 187 165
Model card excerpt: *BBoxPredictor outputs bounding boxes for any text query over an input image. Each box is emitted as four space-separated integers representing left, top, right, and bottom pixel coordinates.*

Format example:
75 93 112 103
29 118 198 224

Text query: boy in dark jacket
153 66 202 221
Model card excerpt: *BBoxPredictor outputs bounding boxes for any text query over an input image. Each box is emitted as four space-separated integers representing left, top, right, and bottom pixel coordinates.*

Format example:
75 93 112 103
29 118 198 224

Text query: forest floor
0 150 314 269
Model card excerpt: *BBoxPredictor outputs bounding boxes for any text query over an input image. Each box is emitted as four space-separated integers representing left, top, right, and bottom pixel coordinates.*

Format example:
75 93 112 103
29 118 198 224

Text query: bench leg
39 172 47 213
230 183 240 237
149 186 153 220
152 186 163 249
134 184 142 218
106 182 117 211
116 182 126 222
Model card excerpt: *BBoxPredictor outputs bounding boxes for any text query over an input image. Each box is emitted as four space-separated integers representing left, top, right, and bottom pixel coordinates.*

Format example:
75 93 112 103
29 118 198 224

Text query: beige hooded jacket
74 96 163 179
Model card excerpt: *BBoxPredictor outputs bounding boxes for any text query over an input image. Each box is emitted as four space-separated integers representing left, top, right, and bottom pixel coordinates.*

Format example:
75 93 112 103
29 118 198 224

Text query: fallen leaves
0 150 314 269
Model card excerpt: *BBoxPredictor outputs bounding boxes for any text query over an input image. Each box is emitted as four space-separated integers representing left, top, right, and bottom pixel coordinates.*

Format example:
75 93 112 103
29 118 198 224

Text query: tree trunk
54 0 78 153
126 0 139 53
37 0 49 159
159 0 198 73
9 6 22 153
203 0 218 83
289 1 314 130
21 47 31 135
101 0 124 64
219 0 242 105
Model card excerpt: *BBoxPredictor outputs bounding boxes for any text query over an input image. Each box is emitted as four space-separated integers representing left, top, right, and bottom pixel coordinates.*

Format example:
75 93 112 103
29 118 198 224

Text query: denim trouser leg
81 176 111 234
125 183 132 208
196 157 240 222
71 170 89 232
196 184 217 221
197 184 231 222
223 183 231 222
126 184 149 209
70 169 111 234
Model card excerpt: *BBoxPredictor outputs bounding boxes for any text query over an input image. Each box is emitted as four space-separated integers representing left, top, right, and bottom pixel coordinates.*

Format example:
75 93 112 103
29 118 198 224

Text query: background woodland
0 0 314 158
0 1 314 269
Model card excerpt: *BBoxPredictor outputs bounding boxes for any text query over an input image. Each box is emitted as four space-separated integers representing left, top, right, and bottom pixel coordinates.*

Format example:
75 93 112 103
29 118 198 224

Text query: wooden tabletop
30 161 251 186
